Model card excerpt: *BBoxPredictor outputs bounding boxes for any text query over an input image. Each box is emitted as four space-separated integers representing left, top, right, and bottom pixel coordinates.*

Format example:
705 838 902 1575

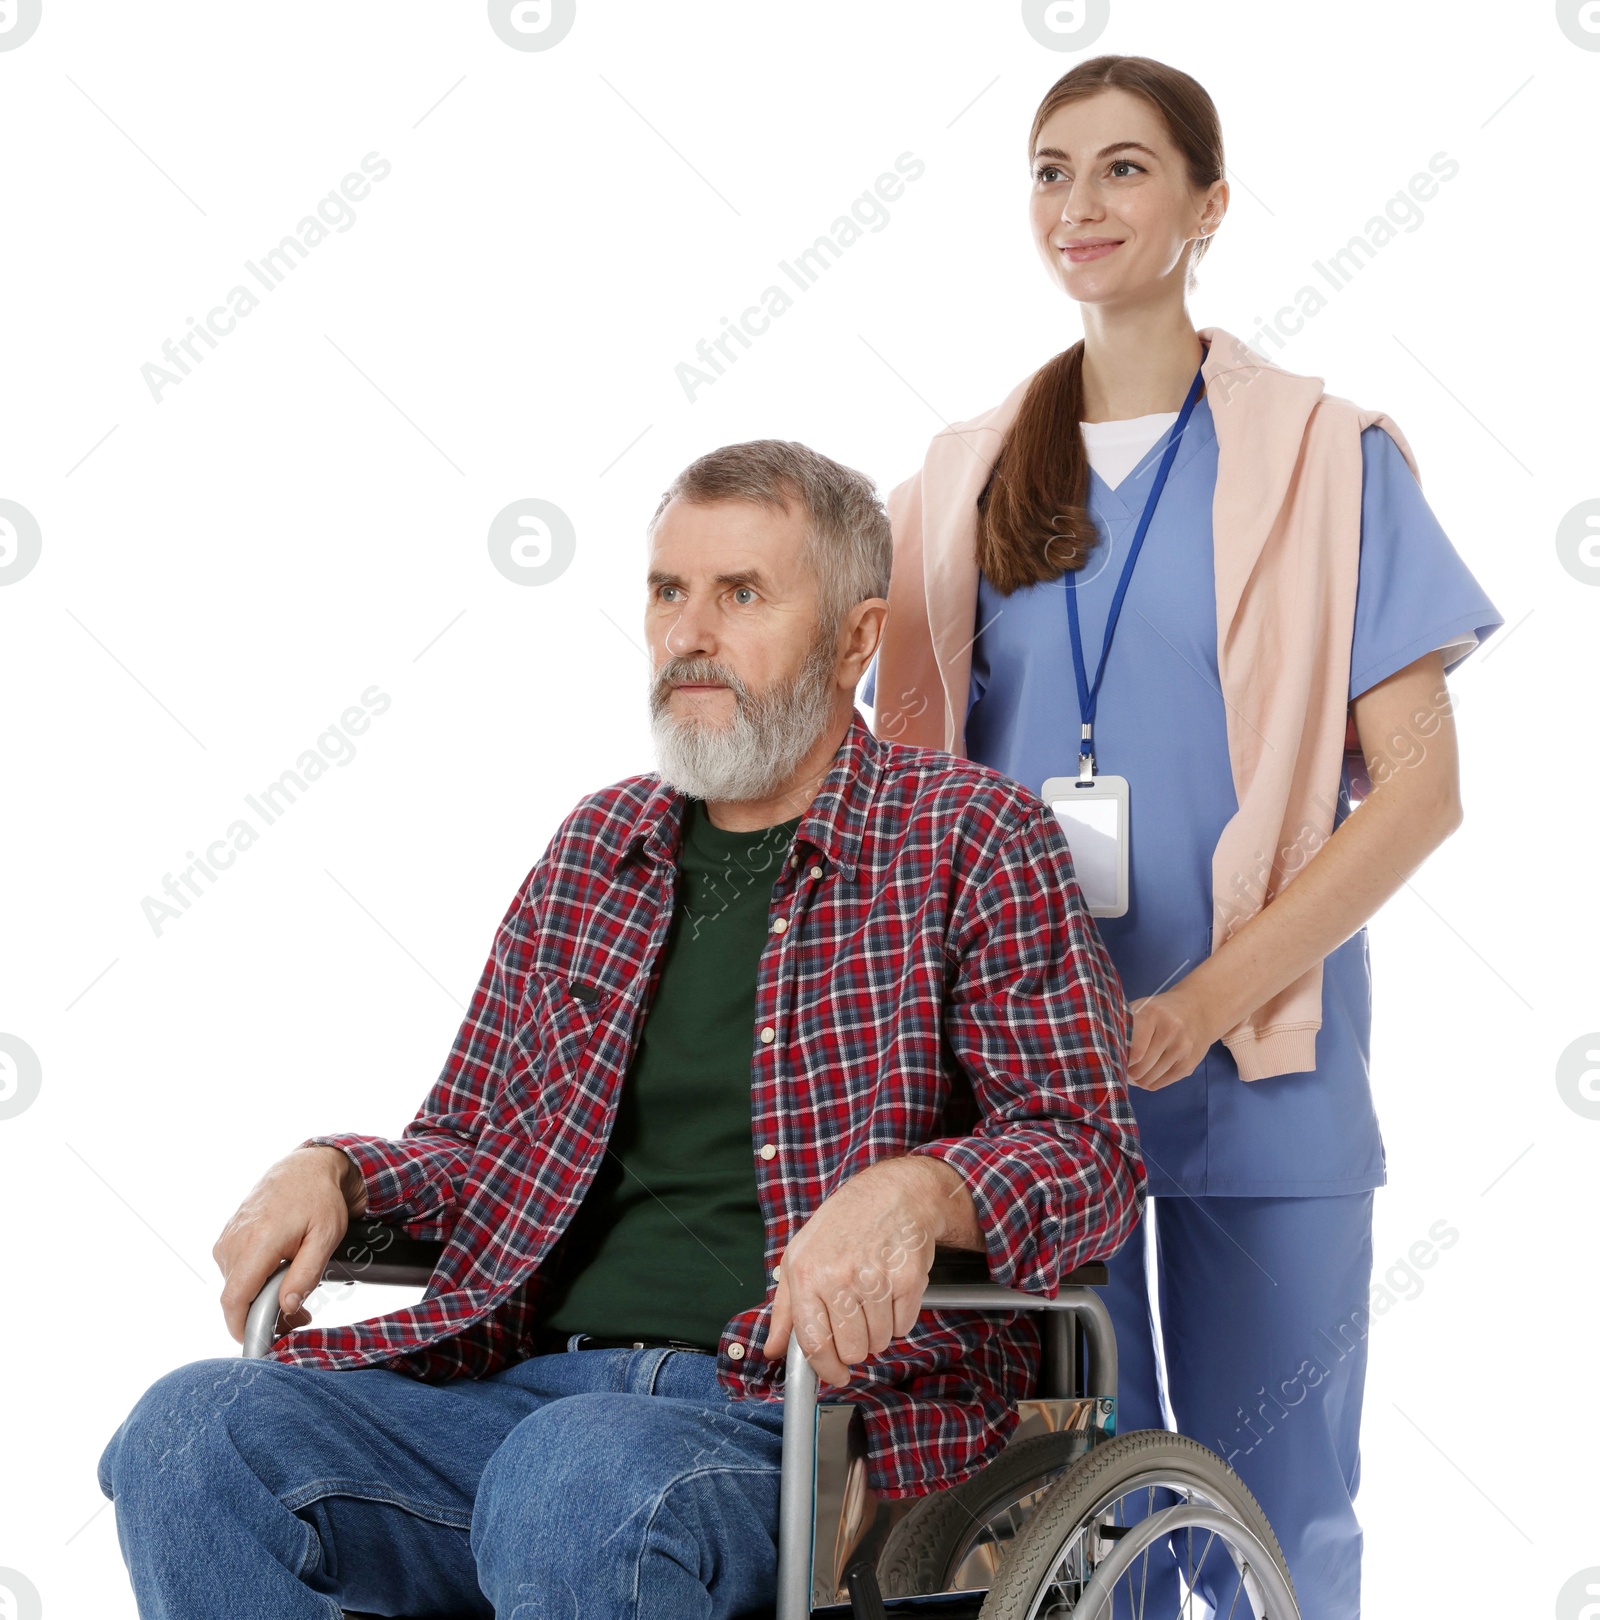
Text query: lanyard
1066 352 1207 780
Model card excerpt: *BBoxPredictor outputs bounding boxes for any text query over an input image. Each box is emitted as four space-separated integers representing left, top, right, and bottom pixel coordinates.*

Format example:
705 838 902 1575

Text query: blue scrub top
867 395 1504 1197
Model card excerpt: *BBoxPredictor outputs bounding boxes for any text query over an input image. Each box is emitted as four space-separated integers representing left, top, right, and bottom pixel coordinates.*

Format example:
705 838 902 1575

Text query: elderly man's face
644 495 843 802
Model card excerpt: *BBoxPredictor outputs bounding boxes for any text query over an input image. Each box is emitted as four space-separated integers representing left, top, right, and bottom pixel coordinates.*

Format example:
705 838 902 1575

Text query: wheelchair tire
975 1428 1298 1619
876 1429 1097 1598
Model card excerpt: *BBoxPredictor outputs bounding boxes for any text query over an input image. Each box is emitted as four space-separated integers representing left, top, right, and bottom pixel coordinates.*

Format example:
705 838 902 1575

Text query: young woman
867 55 1502 1619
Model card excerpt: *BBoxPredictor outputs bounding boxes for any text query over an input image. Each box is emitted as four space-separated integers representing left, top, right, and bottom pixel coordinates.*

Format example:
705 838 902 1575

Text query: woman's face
1029 86 1224 310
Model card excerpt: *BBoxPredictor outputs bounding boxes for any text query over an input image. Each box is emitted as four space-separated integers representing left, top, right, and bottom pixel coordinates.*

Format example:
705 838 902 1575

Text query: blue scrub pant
1094 1191 1374 1620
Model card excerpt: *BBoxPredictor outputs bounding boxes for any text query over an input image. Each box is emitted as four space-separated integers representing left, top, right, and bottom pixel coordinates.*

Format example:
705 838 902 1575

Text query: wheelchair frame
241 1221 1122 1618
776 1266 1117 1615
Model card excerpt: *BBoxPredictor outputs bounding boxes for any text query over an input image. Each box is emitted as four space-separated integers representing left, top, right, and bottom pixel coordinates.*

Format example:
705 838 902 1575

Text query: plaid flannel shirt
274 709 1145 1498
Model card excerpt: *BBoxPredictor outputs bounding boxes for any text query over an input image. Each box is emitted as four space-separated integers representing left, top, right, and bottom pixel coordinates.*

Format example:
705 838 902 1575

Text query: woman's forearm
1168 649 1465 1040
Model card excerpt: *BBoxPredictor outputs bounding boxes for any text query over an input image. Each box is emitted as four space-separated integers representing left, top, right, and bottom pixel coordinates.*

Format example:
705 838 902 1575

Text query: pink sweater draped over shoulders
872 326 1419 1080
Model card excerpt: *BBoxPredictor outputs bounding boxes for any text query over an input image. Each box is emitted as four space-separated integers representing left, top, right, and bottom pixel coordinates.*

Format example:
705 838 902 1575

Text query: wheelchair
243 1220 1302 1618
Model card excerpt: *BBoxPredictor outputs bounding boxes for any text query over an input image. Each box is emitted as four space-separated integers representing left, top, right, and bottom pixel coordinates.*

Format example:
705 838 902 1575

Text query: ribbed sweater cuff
1222 1022 1320 1081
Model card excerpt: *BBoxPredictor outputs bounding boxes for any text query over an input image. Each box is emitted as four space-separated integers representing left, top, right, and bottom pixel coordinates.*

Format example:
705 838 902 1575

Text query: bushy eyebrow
1033 140 1160 164
647 568 773 592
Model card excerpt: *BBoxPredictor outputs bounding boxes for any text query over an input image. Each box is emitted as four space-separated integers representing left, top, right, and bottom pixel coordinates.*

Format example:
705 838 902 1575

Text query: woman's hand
1127 985 1219 1090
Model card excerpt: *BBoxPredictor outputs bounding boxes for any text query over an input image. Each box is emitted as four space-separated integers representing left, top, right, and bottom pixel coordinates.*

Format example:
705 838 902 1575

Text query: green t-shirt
537 798 801 1345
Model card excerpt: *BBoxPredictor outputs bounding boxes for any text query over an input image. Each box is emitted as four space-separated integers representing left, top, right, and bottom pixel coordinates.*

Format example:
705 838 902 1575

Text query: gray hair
646 439 891 636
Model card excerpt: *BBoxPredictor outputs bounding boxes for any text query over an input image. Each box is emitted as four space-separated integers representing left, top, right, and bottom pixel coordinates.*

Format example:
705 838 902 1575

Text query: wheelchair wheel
877 1429 1097 1597
976 1429 1300 1619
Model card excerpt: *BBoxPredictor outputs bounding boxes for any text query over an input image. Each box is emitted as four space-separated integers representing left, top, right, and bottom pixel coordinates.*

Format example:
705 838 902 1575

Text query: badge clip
1077 723 1096 783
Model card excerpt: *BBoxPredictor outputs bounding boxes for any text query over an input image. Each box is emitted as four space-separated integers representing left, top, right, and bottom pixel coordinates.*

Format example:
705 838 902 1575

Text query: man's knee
473 1392 630 1532
469 1390 779 1578
97 1356 288 1503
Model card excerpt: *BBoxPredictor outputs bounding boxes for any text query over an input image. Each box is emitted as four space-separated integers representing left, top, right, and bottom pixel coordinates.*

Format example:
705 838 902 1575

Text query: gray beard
649 633 838 804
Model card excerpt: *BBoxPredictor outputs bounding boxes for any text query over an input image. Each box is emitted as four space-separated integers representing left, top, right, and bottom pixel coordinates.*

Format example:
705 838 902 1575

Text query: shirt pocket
492 967 617 1129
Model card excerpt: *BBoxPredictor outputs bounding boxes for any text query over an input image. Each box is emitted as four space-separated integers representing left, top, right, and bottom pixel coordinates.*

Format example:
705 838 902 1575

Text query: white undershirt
1079 410 1179 490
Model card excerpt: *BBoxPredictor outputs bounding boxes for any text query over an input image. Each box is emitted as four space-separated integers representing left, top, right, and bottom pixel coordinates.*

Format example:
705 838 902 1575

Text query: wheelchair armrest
321 1219 445 1288
322 1232 1105 1289
241 1219 445 1357
322 1231 1109 1290
245 1229 1110 1357
927 1246 1108 1288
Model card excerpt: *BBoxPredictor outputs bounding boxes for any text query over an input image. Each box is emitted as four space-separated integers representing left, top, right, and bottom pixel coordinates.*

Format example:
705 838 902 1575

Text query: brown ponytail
976 55 1225 596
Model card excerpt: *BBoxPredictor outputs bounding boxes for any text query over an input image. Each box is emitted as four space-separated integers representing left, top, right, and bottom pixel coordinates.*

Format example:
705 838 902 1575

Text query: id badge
1040 773 1130 918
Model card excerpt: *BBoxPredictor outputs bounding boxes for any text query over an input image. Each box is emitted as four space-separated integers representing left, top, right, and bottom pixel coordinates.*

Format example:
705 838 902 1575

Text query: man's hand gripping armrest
211 1144 369 1345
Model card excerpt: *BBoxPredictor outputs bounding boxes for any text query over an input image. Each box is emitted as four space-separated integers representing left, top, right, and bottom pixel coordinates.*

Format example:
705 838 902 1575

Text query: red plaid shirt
274 709 1145 1498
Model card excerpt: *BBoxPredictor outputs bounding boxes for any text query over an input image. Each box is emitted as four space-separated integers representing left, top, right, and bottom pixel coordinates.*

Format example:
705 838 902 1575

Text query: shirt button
759 1026 775 1044
727 1341 746 1360
770 917 788 935
809 865 822 879
772 1264 782 1282
757 1142 777 1161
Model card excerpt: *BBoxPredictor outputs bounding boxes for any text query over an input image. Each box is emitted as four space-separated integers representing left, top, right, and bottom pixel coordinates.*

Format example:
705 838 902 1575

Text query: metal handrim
1057 1501 1298 1620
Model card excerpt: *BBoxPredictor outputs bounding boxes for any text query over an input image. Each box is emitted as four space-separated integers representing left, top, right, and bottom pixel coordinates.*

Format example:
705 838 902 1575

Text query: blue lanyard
1066 353 1207 778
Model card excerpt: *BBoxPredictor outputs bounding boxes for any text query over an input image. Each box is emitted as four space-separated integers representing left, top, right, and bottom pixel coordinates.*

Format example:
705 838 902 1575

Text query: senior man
97 440 1145 1620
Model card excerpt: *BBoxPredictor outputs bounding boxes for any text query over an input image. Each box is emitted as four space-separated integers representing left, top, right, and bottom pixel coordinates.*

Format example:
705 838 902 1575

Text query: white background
1 1 1595 1614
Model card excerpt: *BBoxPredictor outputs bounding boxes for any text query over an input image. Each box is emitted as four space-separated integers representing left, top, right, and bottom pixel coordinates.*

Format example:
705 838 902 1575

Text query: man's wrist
892 1154 983 1251
300 1143 368 1217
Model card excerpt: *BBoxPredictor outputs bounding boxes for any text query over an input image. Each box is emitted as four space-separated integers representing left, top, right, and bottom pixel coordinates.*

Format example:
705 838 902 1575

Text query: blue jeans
97 1339 788 1619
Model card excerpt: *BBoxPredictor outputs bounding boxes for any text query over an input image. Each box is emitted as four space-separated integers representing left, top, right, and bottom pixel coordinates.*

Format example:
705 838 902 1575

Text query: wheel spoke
1182 1525 1217 1617
1224 1561 1245 1620
1197 1527 1218 1604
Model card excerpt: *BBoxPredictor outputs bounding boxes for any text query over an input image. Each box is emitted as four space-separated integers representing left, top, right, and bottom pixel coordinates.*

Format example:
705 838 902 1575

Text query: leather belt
533 1326 716 1356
